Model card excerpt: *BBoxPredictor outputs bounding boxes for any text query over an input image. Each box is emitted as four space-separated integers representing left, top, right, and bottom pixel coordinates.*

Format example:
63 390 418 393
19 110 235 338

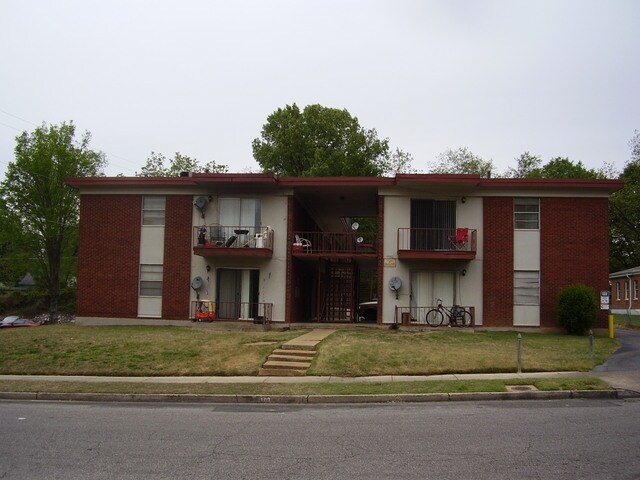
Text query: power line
0 108 141 175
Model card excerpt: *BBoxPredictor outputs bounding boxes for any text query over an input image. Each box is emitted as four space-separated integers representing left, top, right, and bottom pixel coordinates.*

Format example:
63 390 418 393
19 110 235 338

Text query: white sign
600 290 610 310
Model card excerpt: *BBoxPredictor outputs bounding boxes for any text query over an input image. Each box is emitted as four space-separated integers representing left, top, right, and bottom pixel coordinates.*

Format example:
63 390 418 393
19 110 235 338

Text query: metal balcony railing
190 300 273 324
293 231 377 254
397 228 476 252
194 225 274 250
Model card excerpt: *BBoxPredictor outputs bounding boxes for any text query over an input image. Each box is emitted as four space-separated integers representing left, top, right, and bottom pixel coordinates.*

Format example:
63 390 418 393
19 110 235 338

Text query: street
1 399 639 479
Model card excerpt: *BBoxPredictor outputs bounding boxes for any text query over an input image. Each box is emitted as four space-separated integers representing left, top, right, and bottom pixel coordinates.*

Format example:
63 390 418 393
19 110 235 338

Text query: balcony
292 231 377 257
397 228 476 260
193 225 274 258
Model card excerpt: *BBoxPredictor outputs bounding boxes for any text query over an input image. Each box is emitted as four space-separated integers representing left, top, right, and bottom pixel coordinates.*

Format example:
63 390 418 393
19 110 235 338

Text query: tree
429 147 493 176
137 152 228 176
504 152 542 178
531 157 603 179
0 122 106 322
252 103 412 176
610 131 640 271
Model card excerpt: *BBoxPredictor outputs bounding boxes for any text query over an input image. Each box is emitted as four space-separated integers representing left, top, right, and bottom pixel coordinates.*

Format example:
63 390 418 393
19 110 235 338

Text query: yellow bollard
608 314 614 339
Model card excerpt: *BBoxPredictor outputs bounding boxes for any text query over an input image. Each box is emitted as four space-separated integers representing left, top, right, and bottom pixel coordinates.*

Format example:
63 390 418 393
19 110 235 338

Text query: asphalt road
594 329 640 393
2 398 639 480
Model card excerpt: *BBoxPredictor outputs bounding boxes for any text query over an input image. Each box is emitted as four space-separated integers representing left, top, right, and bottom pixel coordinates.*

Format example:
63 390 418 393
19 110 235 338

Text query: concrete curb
0 389 634 405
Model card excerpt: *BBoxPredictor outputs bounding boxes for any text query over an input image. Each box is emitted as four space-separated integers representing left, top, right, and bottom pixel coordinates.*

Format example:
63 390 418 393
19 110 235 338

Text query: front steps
259 329 335 376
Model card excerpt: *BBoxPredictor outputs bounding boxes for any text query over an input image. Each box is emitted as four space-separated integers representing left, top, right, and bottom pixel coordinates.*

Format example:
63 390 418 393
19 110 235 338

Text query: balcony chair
448 228 469 250
295 234 312 252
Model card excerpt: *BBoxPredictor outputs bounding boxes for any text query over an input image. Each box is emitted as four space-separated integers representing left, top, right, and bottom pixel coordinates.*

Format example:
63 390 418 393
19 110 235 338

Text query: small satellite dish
191 276 203 291
351 222 359 231
194 196 209 218
389 277 402 291
356 236 364 244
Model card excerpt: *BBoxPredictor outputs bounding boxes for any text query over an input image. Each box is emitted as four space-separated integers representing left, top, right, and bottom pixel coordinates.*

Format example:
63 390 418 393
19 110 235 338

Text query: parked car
358 300 377 323
0 316 43 328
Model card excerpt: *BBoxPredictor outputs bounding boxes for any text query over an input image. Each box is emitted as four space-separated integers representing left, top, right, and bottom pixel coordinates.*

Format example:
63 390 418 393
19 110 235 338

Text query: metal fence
293 231 376 254
397 228 476 252
190 300 273 324
394 305 475 326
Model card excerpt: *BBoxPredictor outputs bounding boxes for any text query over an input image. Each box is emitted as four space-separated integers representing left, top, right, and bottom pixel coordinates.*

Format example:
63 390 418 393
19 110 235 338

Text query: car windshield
1 316 20 324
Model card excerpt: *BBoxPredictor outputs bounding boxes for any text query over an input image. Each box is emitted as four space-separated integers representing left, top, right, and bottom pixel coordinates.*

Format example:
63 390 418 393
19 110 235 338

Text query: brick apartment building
66 173 622 330
610 266 640 315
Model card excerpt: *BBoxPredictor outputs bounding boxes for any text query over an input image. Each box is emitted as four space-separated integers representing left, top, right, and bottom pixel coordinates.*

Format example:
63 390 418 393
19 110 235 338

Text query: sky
1 0 639 178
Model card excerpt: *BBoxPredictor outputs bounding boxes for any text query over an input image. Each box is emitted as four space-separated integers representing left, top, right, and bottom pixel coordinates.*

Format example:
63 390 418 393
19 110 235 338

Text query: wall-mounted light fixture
206 265 211 272
461 197 467 203
461 269 467 276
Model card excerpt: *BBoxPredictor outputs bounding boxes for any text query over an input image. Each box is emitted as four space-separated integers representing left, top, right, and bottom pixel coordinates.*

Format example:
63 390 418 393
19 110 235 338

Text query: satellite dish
351 222 359 231
389 277 402 291
191 276 203 291
194 196 209 218
356 236 364 244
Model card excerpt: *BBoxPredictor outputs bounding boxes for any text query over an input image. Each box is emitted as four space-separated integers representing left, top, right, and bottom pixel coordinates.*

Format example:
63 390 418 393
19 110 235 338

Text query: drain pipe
627 274 633 323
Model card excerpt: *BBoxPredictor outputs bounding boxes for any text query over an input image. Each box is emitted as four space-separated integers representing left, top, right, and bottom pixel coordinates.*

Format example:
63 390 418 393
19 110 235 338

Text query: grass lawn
0 377 610 396
0 325 618 378
0 325 305 376
309 329 619 376
614 313 640 328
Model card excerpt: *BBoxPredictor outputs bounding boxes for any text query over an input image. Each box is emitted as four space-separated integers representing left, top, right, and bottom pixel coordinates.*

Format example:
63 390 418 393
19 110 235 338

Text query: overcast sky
1 0 638 177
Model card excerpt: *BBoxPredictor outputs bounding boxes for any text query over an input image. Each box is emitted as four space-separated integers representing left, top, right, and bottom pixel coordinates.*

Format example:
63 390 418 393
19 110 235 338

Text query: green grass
0 325 305 376
613 314 640 328
309 330 619 376
0 325 619 378
0 377 610 396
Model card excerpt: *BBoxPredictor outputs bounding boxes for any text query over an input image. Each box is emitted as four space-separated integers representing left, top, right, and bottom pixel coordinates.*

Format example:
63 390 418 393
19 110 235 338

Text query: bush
557 284 598 335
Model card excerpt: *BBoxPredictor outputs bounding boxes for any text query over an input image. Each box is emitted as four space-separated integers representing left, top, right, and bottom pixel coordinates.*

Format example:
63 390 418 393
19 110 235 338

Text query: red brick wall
483 197 514 326
162 196 193 320
76 195 141 318
610 274 640 310
540 197 610 328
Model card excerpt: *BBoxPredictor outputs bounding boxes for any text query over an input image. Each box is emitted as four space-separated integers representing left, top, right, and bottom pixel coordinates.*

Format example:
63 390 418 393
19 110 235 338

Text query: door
218 198 261 239
410 200 455 250
217 269 260 319
411 271 456 310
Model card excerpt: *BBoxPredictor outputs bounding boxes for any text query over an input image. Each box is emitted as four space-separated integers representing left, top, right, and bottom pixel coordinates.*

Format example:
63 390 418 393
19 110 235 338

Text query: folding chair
448 228 469 250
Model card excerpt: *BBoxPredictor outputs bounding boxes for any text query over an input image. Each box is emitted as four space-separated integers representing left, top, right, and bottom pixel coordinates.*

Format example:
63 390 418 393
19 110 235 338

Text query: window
616 282 621 301
625 281 630 301
142 196 166 226
634 280 638 301
514 198 539 230
219 198 261 229
139 264 163 296
514 271 539 305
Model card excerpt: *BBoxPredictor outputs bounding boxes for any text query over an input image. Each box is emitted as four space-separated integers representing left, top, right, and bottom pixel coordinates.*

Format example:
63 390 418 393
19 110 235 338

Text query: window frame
634 280 638 301
514 197 540 230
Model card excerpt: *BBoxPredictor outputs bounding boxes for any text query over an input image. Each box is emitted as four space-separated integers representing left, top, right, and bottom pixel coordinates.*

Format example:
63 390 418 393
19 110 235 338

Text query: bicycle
425 299 472 327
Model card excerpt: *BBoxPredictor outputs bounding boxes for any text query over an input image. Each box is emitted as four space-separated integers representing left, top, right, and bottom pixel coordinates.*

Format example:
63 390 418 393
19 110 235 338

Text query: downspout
626 274 633 322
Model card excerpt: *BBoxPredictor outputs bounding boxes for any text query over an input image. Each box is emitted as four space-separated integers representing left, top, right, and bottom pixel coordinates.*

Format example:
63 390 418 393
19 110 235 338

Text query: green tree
252 103 412 176
531 157 603 179
0 122 105 322
504 152 542 178
137 152 228 176
430 147 493 176
610 130 640 271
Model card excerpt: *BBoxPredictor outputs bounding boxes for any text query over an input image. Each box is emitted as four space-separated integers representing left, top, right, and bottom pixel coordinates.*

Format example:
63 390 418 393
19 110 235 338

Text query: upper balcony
193 225 274 258
292 231 377 257
397 228 477 261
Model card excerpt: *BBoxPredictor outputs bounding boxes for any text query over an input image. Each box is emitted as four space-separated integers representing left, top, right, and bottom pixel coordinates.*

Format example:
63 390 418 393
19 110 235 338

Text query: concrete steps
259 330 335 376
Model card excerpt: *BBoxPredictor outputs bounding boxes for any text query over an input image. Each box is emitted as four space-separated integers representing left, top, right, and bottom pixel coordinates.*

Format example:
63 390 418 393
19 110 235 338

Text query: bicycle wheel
425 309 444 327
458 310 473 327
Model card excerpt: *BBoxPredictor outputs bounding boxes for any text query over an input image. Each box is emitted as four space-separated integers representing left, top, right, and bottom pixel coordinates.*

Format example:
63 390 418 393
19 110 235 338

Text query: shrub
557 284 598 335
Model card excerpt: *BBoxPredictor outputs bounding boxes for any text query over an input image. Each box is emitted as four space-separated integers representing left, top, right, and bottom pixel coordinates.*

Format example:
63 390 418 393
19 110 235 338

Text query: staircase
259 329 335 376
